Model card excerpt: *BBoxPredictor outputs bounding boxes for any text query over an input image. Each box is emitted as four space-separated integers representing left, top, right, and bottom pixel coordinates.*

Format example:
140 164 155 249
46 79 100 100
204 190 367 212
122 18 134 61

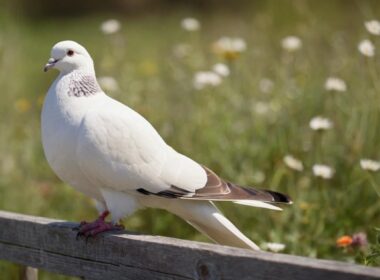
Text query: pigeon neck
78 64 96 76
60 68 95 78
58 70 101 98
59 62 96 76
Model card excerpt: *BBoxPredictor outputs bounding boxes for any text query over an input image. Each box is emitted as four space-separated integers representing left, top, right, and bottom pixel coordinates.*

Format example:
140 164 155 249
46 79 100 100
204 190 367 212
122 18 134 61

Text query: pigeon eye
67 50 74 56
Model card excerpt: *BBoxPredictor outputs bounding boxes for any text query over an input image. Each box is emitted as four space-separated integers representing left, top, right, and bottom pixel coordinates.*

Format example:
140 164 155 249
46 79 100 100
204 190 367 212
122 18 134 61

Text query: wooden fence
0 210 379 280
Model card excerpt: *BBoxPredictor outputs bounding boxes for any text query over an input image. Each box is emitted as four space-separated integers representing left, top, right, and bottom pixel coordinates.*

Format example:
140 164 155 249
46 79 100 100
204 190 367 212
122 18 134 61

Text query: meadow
0 1 380 278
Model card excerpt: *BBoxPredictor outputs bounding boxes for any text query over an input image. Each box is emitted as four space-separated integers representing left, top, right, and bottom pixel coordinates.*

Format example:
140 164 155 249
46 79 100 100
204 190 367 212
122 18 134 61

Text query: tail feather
186 211 260 250
233 200 283 211
159 198 260 250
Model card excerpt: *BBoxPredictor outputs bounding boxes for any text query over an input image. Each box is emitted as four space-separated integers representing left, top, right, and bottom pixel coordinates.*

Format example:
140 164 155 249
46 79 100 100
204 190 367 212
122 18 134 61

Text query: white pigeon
42 40 291 250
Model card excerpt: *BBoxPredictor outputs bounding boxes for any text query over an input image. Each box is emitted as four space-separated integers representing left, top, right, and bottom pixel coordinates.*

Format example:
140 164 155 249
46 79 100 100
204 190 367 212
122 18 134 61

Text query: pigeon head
44 40 94 74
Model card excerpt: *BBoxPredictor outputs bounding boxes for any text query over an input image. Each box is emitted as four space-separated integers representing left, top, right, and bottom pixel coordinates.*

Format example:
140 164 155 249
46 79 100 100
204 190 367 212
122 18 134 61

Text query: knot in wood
196 260 220 280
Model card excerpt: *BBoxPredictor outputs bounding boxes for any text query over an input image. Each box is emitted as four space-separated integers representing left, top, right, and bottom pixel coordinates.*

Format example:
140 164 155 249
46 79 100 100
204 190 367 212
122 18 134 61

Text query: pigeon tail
149 198 260 250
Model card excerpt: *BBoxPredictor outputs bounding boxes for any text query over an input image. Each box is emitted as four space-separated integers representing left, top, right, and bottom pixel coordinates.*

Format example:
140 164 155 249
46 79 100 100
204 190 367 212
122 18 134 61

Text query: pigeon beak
44 58 59 72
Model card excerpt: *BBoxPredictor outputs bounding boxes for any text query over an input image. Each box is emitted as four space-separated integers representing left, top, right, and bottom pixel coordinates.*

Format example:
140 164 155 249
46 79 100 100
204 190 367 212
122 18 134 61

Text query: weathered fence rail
0 210 379 280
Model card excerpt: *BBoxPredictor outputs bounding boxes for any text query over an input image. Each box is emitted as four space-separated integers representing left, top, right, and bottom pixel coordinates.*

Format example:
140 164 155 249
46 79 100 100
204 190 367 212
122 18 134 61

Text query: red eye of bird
67 50 74 56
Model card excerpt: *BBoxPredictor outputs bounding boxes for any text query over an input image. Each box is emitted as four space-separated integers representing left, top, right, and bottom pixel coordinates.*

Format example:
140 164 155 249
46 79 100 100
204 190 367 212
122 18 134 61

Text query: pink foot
76 211 124 239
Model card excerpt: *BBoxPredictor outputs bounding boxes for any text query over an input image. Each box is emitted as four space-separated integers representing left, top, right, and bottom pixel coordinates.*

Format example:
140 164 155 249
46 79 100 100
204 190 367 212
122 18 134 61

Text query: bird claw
75 231 82 240
75 231 93 244
72 219 91 232
75 222 123 239
73 212 124 240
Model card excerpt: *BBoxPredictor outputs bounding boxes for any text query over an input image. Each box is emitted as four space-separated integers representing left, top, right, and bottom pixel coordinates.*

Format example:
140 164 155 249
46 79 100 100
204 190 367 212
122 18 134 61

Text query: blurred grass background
1 0 380 278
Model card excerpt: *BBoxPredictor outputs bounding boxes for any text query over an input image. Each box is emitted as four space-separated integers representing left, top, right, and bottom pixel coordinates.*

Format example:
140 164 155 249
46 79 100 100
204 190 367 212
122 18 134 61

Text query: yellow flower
14 98 31 113
139 61 158 76
299 202 311 210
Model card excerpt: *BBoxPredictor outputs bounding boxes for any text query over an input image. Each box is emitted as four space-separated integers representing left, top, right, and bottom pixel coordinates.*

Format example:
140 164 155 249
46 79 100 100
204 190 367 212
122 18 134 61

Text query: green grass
1 1 380 278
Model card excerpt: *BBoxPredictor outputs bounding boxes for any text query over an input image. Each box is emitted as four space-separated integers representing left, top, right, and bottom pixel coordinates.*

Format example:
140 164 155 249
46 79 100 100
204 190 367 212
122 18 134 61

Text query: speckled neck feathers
68 72 101 97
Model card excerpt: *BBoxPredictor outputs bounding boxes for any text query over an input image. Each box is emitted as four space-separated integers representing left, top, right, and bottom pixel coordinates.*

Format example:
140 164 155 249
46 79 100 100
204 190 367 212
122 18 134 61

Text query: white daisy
254 102 270 115
325 77 347 92
266 242 286 253
358 39 375 57
312 164 334 179
98 76 119 92
173 43 192 58
193 71 222 90
281 36 302 52
360 159 380 172
283 155 304 171
181 18 200 31
100 19 121 34
212 63 230 77
309 116 333 131
213 37 247 59
251 170 266 184
365 20 380 36
259 78 274 94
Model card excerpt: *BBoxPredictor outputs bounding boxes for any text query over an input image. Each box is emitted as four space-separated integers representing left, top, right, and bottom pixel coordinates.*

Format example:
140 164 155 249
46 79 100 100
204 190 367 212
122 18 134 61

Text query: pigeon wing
76 97 207 194
153 165 291 207
77 96 291 206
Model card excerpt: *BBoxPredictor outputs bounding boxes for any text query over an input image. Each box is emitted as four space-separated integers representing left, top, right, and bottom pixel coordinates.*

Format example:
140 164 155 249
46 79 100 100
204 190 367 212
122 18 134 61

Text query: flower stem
367 173 380 198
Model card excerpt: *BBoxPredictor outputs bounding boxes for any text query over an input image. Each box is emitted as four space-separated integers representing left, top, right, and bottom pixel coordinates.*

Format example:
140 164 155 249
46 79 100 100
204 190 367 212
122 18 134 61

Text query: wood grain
0 210 379 280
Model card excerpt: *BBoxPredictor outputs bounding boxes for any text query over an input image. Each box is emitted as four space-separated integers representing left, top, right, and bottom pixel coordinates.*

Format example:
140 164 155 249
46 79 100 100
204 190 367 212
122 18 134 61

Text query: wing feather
166 166 292 204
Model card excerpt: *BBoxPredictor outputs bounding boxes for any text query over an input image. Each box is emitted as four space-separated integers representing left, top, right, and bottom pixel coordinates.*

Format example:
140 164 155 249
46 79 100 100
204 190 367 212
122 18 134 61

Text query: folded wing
152 165 292 210
78 96 291 209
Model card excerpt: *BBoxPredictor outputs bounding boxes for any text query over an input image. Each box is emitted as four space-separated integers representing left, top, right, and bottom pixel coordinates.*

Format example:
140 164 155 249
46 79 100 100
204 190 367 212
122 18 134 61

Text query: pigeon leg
76 210 124 238
79 210 110 227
